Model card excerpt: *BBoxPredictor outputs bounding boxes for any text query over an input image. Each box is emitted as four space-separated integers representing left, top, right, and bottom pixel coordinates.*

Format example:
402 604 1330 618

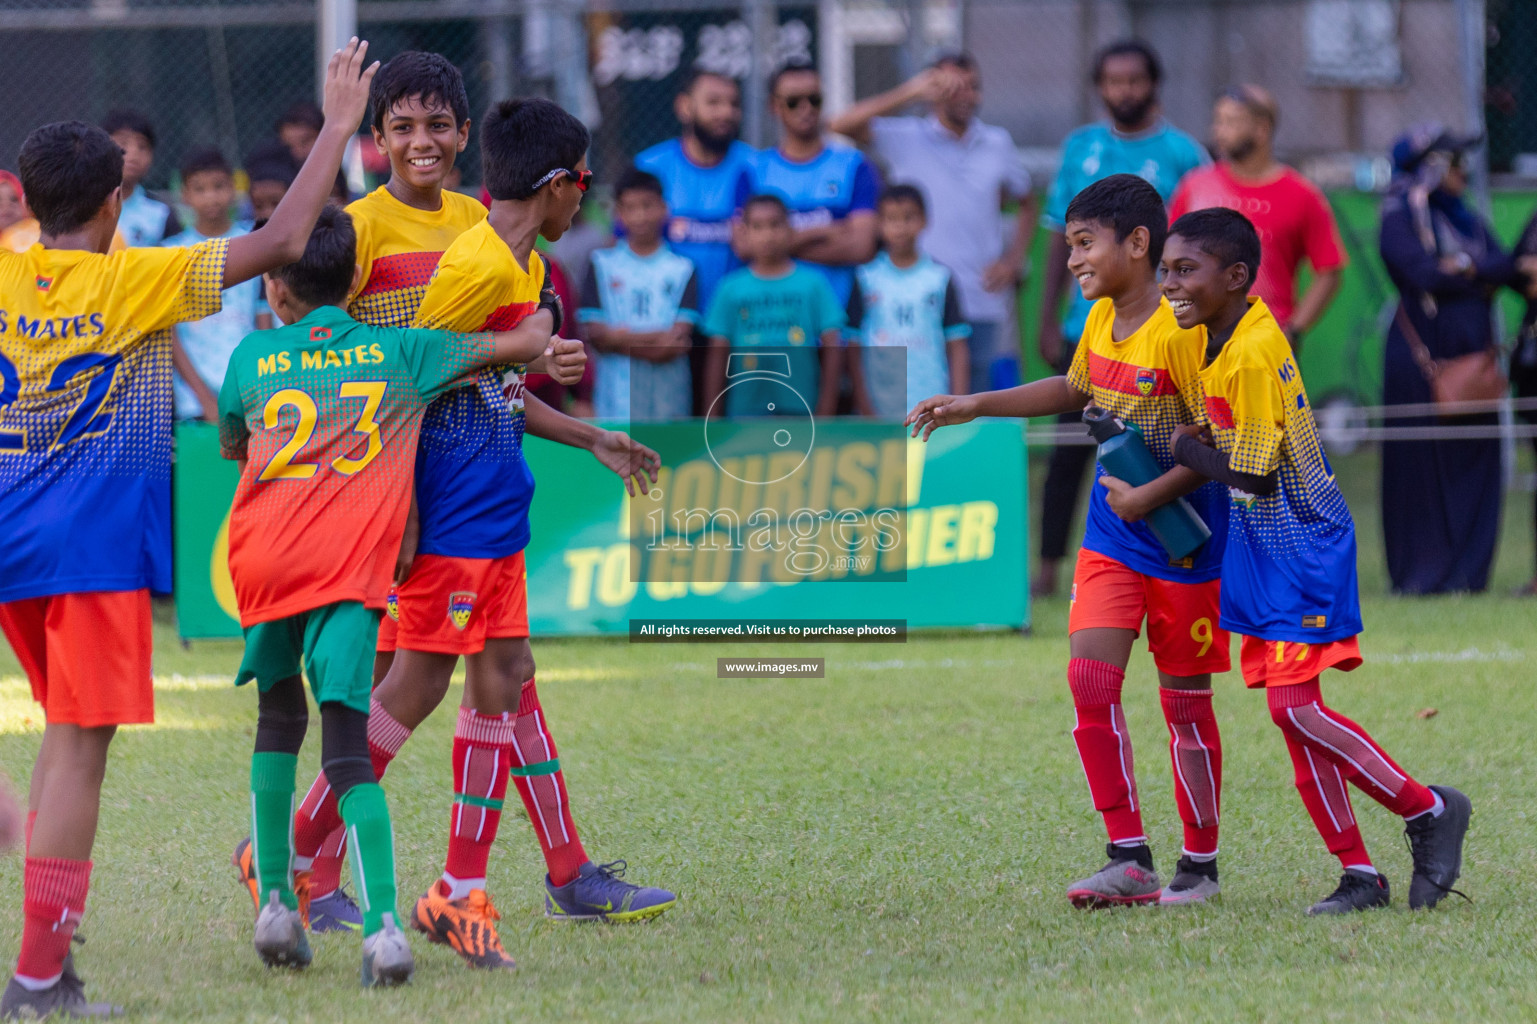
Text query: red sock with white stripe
1067 659 1145 846
292 697 411 898
508 678 588 887
14 858 90 989
442 707 516 900
1268 679 1435 818
1280 727 1374 871
1159 687 1221 858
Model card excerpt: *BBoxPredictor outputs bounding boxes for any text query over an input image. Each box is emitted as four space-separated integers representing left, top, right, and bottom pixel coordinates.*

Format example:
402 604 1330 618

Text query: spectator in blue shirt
1033 40 1208 597
750 59 880 304
704 195 846 419
579 169 700 422
101 109 181 247
634 68 757 310
163 148 271 420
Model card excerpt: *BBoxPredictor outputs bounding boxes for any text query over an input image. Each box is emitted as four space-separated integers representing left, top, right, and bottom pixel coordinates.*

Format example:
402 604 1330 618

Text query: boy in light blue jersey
102 109 180 247
164 148 273 419
703 194 846 418
579 168 698 422
634 69 756 309
846 185 970 419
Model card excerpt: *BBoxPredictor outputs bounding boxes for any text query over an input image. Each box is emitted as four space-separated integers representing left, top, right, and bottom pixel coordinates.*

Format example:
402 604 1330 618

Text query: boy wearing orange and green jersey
235 49 485 932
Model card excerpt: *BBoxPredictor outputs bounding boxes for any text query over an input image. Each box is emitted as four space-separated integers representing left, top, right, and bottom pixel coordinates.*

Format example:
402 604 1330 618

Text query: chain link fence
0 0 830 199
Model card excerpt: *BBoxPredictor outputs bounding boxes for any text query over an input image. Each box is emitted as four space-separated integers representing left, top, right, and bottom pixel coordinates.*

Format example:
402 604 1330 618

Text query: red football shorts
1239 635 1363 688
0 589 154 727
1068 549 1231 677
377 551 529 655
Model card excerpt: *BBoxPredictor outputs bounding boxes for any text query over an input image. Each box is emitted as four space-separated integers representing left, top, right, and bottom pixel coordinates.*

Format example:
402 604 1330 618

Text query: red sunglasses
529 167 592 193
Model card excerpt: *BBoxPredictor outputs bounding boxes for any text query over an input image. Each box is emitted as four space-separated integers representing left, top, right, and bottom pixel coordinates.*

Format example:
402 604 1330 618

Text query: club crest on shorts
1135 367 1156 396
448 591 477 630
385 591 399 621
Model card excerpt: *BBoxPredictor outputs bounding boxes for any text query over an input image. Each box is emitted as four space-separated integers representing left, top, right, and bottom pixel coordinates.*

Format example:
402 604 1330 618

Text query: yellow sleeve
1066 336 1091 396
1169 331 1206 425
1226 361 1286 477
346 204 375 310
1066 300 1106 396
117 237 230 335
413 249 502 333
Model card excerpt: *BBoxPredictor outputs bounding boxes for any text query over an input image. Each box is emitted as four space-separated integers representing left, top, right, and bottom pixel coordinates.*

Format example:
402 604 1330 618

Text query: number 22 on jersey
259 381 387 481
0 349 122 454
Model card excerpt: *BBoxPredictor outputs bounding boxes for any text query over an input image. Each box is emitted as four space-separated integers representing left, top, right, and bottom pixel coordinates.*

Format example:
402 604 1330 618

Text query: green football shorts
235 600 379 714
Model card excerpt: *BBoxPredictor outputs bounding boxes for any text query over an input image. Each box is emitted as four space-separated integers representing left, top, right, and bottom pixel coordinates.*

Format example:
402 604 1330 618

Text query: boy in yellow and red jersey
0 39 378 1016
1163 207 1470 916
345 51 485 332
908 174 1230 908
219 204 560 985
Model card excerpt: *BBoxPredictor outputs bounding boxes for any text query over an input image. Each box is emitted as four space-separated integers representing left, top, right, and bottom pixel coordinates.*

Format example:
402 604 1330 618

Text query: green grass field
0 452 1534 1022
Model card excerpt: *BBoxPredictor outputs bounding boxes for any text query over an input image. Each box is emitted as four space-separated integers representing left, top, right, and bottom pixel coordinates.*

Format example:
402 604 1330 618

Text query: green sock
250 752 298 911
340 783 398 937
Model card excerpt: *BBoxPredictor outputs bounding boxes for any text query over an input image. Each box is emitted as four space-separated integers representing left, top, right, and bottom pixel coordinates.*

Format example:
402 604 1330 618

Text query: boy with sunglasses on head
1162 207 1469 915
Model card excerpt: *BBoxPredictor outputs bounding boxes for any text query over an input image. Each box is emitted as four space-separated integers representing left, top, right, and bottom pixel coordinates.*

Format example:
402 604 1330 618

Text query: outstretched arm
523 390 661 496
906 376 1087 440
222 39 377 287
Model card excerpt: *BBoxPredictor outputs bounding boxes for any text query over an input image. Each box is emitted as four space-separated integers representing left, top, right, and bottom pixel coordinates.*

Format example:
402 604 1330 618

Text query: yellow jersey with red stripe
1195 298 1361 643
0 240 228 602
1067 296 1227 581
411 219 546 559
345 186 486 327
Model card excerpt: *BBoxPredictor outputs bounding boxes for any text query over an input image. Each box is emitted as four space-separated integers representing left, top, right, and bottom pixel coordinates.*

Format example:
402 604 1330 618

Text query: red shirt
1168 163 1346 328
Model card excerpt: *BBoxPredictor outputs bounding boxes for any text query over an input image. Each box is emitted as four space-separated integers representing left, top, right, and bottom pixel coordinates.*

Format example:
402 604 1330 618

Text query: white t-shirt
869 115 1030 324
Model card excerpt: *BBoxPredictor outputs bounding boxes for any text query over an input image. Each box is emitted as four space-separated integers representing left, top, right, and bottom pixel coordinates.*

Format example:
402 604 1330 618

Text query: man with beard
1033 40 1207 598
831 53 1034 394
1168 85 1346 350
635 68 757 309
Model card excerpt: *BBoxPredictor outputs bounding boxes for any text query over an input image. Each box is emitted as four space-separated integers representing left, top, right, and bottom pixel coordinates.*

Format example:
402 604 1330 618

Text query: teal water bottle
1082 406 1212 562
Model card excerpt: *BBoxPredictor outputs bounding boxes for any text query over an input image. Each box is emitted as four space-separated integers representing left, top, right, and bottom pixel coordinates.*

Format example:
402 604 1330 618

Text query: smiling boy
1162 207 1470 915
908 175 1230 907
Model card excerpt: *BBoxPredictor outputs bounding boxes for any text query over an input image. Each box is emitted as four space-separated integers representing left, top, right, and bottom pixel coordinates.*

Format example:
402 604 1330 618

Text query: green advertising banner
174 419 1029 640
173 421 244 638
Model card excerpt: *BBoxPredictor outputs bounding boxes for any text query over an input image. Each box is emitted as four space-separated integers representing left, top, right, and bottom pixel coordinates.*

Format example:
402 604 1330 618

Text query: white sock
441 872 485 901
1343 863 1378 876
1404 790 1445 822
1182 850 1218 863
13 972 61 992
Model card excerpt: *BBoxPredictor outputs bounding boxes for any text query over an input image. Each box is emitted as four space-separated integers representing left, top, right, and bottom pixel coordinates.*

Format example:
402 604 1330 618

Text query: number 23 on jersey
258 381 388 481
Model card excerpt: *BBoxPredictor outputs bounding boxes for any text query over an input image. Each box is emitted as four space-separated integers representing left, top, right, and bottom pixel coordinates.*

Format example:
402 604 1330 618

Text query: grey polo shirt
869 115 1030 324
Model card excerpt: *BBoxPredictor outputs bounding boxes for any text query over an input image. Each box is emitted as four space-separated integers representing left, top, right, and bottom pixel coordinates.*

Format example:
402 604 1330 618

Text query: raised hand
321 37 380 137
